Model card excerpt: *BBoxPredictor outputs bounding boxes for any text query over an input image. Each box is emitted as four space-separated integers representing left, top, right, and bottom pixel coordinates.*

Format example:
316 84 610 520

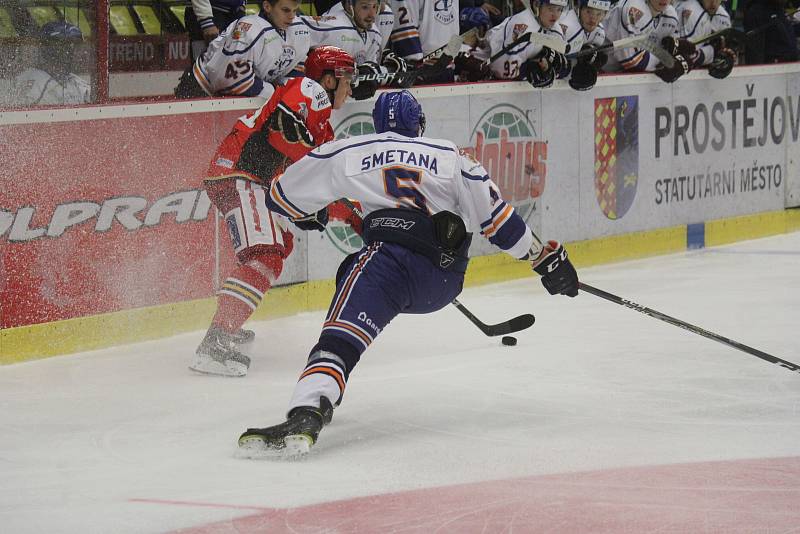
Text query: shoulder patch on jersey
628 7 644 25
232 21 252 40
512 23 529 40
301 78 331 112
681 9 692 23
312 15 336 22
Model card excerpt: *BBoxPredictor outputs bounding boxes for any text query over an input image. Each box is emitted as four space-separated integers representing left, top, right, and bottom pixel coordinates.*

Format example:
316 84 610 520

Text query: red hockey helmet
305 46 356 81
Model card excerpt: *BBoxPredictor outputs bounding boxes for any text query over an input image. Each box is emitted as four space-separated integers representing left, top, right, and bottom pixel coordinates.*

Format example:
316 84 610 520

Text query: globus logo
333 112 376 140
461 104 546 203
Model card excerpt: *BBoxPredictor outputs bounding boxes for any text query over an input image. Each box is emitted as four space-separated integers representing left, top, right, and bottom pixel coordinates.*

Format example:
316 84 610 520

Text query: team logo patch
232 21 251 40
593 96 639 220
512 23 529 40
559 23 568 35
682 9 692 23
627 7 644 25
433 0 455 24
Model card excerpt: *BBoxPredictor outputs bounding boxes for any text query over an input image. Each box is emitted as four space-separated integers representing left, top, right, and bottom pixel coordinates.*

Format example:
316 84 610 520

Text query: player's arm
457 153 578 297
265 140 350 227
266 78 332 162
191 0 218 41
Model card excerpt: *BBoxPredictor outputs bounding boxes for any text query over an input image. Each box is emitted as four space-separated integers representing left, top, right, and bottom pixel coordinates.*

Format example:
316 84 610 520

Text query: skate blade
188 357 247 377
236 434 312 460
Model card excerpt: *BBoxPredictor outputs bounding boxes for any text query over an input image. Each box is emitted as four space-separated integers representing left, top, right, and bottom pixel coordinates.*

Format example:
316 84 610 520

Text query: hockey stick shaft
336 199 535 337
579 282 800 374
567 33 653 59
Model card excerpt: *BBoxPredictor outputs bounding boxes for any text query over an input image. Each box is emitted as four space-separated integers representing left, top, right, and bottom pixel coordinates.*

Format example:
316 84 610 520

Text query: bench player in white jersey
190 47 356 377
603 0 696 82
174 0 311 99
389 0 459 62
303 0 408 99
676 0 735 78
558 0 610 90
238 90 579 456
12 22 91 107
460 0 568 87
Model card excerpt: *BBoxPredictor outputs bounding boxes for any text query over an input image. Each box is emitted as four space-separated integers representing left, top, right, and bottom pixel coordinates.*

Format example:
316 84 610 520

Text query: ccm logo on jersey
369 217 416 230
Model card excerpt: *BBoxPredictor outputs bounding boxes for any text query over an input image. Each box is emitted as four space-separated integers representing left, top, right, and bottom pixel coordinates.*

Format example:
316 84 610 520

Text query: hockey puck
501 336 517 346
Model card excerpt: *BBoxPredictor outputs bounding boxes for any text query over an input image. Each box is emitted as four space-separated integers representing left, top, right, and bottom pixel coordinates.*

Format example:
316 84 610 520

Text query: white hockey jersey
603 0 680 72
269 132 538 259
476 10 566 80
676 0 731 65
302 8 384 65
377 2 395 50
11 68 91 107
194 15 311 97
389 0 459 61
558 9 606 54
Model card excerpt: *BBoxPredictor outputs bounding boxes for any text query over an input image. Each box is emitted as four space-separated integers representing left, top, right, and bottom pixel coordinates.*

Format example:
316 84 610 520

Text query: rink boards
1 65 799 362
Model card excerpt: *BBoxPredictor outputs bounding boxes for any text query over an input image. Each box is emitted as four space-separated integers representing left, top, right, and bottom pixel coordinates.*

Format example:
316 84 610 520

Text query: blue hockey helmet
460 6 491 32
41 21 83 39
372 90 426 137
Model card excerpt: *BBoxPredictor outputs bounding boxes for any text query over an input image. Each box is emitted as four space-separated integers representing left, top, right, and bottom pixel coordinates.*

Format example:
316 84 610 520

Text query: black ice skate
238 397 334 457
189 326 251 377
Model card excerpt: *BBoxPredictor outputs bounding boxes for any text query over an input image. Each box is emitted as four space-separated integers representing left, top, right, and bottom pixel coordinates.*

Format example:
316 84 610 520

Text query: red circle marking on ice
166 456 800 533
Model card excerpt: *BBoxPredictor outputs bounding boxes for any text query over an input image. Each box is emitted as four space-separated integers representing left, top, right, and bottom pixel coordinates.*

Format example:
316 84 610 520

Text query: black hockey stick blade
451 298 535 337
579 282 800 375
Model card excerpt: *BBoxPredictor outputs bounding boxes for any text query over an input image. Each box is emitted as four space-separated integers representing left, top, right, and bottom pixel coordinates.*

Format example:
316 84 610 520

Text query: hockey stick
579 282 800 374
354 31 465 88
335 198 536 337
567 31 655 59
451 298 536 336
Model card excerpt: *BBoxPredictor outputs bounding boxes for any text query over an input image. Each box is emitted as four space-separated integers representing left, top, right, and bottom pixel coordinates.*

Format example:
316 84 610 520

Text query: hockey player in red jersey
190 46 356 377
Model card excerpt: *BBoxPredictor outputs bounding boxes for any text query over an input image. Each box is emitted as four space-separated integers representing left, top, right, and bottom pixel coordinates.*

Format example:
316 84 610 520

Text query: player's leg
239 243 464 454
191 178 293 377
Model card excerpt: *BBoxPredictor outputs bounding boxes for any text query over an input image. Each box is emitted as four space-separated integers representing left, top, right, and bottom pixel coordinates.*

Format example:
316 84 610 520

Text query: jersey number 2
383 167 427 212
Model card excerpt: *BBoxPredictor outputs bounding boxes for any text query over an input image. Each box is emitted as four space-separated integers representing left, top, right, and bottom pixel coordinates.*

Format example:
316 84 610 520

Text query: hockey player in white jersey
603 0 695 82
303 0 408 99
458 0 569 87
174 0 311 99
389 0 459 62
676 0 735 78
558 0 610 90
11 22 91 107
238 90 579 456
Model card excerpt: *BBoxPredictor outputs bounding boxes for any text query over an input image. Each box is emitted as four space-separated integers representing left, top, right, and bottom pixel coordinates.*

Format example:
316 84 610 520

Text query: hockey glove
708 48 735 79
537 46 569 76
268 103 314 146
293 208 329 232
654 54 690 83
522 58 555 88
661 37 697 59
454 52 490 82
568 59 597 91
531 240 579 297
579 44 608 70
382 51 409 75
351 62 381 100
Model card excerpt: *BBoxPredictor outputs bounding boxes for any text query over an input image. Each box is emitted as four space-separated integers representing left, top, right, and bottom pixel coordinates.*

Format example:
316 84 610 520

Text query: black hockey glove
654 54 690 83
454 52 490 82
382 51 409 75
268 102 314 146
522 58 555 88
661 36 697 59
351 62 381 100
293 208 329 232
531 240 578 297
708 48 735 79
537 46 569 76
568 60 597 91
578 43 608 70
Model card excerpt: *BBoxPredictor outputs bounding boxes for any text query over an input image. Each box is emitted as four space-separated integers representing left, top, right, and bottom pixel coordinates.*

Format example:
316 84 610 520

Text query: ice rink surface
1 232 799 533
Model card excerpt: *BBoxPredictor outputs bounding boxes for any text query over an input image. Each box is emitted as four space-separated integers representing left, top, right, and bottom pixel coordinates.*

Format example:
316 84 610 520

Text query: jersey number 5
383 167 427 212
